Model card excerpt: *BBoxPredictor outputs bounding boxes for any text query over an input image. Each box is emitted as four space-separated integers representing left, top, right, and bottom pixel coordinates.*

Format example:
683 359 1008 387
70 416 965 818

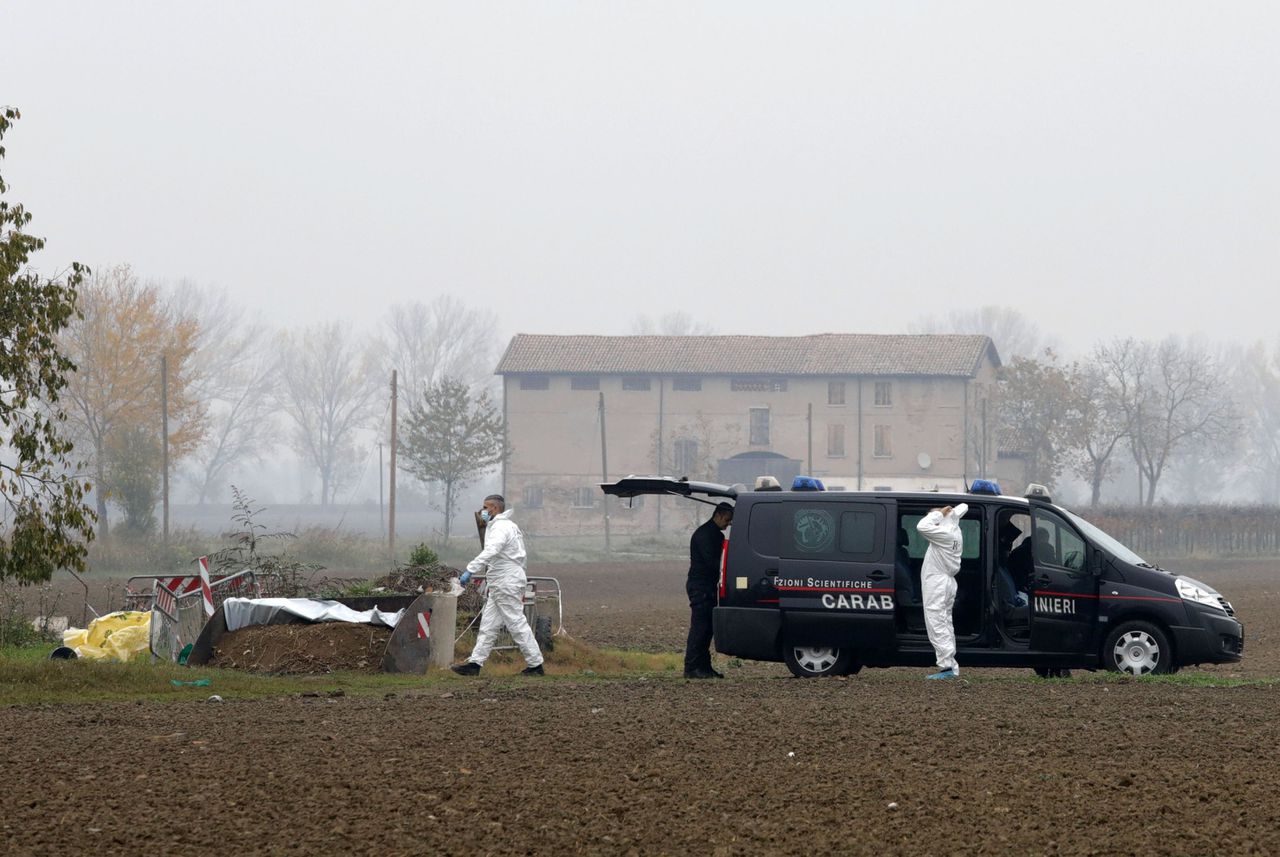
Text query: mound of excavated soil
207 622 392 674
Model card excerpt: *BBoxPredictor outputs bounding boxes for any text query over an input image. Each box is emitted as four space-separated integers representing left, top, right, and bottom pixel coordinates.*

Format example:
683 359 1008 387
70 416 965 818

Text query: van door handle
868 570 890 581
765 568 778 577
1035 575 1051 587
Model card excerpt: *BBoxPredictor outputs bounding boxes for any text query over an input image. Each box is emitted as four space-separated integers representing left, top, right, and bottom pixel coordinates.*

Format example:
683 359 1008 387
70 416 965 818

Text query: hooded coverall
465 509 544 668
915 503 968 674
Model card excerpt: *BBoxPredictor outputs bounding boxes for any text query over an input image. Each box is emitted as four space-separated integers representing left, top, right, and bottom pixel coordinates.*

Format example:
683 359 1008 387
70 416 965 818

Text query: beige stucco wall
502 351 1021 535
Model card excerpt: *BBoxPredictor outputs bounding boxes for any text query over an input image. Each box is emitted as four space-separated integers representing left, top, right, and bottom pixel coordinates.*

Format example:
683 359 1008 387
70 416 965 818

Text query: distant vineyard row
1084 506 1280 557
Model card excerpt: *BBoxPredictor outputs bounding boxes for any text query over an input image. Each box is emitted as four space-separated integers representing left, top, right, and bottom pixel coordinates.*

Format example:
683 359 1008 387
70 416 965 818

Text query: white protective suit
915 503 968 674
466 509 544 667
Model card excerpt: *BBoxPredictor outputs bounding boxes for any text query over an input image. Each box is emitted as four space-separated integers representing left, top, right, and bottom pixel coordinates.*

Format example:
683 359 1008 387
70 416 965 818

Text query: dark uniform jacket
688 518 725 589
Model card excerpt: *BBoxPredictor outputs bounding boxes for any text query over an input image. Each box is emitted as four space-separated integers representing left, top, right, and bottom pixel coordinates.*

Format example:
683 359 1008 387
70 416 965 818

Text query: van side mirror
1089 552 1105 577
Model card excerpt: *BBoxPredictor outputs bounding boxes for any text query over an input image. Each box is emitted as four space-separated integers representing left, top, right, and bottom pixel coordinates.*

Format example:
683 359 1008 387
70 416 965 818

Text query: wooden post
599 392 611 553
161 354 169 546
806 402 813 475
389 370 398 556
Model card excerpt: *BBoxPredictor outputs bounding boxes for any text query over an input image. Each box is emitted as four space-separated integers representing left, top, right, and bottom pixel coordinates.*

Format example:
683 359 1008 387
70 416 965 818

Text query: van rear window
784 503 885 562
747 502 781 557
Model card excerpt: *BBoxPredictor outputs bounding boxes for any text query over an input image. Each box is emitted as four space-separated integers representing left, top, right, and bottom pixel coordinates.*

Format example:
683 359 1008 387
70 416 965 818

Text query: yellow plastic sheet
62 611 152 661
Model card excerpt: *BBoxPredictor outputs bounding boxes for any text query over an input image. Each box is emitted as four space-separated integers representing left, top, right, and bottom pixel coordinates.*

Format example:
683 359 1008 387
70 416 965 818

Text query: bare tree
278 323 381 507
384 297 499 408
1235 341 1280 502
167 281 279 503
910 305 1052 361
1096 337 1237 506
1064 361 1131 507
630 311 716 336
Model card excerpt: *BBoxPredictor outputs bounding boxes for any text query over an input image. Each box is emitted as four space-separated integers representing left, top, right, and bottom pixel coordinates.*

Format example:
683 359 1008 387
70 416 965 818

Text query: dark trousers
684 581 716 674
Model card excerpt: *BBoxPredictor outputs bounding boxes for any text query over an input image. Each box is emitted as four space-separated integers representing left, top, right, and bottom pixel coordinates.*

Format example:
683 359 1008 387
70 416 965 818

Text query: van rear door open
775 499 897 651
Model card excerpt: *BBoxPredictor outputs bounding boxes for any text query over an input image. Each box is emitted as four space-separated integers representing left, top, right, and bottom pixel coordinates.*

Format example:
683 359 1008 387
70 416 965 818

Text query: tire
1033 667 1073 679
783 644 853 678
1103 620 1174 676
534 615 554 652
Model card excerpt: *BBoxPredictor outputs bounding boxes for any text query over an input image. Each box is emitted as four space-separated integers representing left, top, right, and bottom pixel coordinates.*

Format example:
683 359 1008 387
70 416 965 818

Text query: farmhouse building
495 333 1023 536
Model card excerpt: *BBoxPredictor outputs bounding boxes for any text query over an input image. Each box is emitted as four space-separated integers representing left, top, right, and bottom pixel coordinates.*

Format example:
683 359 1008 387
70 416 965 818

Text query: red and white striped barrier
196 556 215 617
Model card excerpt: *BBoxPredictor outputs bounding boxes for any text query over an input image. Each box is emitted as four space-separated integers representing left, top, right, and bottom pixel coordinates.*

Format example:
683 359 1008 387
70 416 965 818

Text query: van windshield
1059 508 1147 567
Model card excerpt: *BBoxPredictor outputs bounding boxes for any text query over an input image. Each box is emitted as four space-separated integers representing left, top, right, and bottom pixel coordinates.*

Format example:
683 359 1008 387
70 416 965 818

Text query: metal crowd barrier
455 575 565 652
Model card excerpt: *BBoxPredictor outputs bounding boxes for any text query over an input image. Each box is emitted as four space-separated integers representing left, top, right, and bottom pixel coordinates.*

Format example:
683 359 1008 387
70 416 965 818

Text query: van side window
1031 510 1086 572
784 503 885 562
747 502 781 557
900 514 982 560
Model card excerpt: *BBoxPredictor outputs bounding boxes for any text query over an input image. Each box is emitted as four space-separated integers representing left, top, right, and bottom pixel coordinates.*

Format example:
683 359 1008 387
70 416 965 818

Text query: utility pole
160 354 169 546
389 370 398 557
378 443 385 537
806 402 813 475
599 392 611 553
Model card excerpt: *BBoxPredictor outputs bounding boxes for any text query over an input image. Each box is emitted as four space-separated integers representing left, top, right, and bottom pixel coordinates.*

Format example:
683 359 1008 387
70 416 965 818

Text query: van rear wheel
1103 621 1174 676
783 644 852 678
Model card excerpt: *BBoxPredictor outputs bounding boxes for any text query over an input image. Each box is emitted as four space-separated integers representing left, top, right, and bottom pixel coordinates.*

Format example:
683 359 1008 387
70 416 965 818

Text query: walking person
684 502 733 679
450 495 545 676
915 503 968 680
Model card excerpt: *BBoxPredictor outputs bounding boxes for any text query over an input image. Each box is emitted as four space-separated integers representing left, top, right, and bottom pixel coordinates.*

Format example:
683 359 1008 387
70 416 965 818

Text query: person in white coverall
915 503 968 680
450 495 545 676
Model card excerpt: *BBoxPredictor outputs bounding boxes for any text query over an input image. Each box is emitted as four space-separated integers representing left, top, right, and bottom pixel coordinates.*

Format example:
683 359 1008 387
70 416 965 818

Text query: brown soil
207 623 391 674
3 558 1279 854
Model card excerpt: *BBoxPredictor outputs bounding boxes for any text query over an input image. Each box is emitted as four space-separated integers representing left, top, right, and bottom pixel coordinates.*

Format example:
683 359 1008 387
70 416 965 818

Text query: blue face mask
480 509 492 523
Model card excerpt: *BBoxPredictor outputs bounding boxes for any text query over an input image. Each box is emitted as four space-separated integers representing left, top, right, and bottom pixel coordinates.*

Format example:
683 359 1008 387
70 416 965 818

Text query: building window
571 376 600 391
571 487 595 508
874 381 892 407
828 381 845 406
672 377 702 391
673 437 699 475
519 375 550 391
749 407 770 445
827 423 845 457
732 377 788 392
622 377 652 391
874 425 893 458
521 485 544 509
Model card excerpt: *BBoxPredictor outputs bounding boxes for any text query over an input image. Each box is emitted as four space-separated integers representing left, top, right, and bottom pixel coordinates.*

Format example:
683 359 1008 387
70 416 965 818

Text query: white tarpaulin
221 597 406 632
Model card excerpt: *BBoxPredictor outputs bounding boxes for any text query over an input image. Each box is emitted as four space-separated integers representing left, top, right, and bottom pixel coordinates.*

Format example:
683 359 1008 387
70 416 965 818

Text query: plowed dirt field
3 558 1278 855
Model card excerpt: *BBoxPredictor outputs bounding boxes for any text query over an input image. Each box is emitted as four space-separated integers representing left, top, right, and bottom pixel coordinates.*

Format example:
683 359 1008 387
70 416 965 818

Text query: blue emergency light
969 479 1002 496
792 476 826 491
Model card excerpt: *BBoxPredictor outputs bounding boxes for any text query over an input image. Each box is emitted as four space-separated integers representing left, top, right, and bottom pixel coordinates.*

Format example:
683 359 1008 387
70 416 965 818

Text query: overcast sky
6 3 1277 353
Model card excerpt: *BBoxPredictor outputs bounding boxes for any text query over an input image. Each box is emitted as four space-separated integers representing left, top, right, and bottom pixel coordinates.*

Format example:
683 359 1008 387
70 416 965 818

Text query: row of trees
49 266 507 535
996 341 1236 507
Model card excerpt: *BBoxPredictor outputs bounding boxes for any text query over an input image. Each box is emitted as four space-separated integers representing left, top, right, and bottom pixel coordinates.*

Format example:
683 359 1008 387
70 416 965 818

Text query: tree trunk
320 468 331 508
94 459 109 537
442 479 454 545
1090 461 1104 508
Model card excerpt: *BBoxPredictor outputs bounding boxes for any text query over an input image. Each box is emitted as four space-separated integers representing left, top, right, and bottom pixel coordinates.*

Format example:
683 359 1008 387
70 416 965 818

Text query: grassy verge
0 640 686 707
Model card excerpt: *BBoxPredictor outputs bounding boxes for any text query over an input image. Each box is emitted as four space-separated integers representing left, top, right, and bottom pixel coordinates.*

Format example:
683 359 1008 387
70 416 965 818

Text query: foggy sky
6 2 1278 353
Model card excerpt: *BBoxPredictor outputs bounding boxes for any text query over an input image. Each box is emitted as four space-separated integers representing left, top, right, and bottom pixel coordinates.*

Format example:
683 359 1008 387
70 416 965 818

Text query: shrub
408 543 439 567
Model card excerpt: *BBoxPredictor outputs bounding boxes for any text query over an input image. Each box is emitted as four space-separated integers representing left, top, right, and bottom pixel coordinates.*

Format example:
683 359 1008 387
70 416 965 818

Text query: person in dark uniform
684 502 734 679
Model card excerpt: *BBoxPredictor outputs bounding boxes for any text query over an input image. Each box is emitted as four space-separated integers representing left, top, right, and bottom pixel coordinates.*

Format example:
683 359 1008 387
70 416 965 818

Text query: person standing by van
684 502 734 679
916 503 968 680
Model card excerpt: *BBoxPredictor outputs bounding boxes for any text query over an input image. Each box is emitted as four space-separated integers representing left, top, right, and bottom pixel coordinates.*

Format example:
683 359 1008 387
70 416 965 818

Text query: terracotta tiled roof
496 334 999 377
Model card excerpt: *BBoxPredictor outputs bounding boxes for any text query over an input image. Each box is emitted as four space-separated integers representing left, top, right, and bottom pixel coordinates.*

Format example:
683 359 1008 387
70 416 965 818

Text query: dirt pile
207 622 392 674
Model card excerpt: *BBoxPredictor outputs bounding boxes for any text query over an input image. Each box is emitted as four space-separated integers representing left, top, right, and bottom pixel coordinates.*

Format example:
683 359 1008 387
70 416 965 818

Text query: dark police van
601 477 1245 677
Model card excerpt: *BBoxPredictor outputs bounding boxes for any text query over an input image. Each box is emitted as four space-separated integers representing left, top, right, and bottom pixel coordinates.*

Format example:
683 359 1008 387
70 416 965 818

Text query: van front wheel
1103 621 1175 676
784 644 852 678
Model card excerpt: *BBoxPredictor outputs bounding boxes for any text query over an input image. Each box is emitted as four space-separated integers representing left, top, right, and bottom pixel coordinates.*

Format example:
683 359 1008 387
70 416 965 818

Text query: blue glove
459 571 472 586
